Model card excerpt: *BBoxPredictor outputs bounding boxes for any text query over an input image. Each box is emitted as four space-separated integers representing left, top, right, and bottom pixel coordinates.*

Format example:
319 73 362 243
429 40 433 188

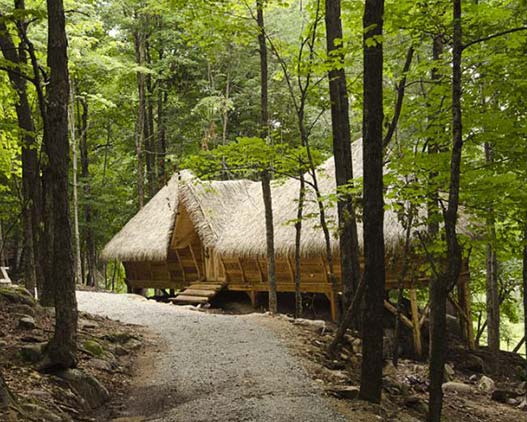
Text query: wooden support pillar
409 289 423 358
247 291 259 307
328 290 337 322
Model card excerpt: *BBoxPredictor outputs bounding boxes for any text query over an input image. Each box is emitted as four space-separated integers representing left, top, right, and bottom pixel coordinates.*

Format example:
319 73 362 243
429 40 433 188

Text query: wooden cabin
102 140 475 353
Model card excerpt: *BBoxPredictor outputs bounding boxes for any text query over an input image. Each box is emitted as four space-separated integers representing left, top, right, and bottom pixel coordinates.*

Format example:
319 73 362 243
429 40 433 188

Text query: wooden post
409 289 422 357
329 290 337 322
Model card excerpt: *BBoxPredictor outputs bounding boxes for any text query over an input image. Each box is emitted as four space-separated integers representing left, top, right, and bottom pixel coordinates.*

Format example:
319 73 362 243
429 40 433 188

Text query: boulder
0 286 35 306
91 358 113 372
458 353 487 374
19 343 45 363
79 319 99 330
404 395 428 414
83 340 104 357
442 382 472 394
12 304 36 317
18 316 36 330
478 375 495 393
113 345 129 356
58 369 109 410
326 385 360 399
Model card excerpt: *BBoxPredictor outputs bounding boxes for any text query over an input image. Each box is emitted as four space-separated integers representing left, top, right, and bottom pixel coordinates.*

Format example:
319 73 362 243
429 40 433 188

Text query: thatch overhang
100 174 180 262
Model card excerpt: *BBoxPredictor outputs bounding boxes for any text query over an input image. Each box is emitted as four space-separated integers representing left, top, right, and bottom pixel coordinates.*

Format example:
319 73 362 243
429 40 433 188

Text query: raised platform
170 281 227 306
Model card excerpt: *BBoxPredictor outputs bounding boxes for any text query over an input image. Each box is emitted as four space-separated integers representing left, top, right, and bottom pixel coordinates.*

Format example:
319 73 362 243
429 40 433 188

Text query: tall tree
359 0 385 404
256 0 277 313
41 0 78 371
0 5 41 296
324 0 361 311
428 0 464 419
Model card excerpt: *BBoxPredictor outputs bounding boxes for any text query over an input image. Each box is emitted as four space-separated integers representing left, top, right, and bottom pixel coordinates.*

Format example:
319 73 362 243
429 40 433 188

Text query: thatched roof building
102 140 472 321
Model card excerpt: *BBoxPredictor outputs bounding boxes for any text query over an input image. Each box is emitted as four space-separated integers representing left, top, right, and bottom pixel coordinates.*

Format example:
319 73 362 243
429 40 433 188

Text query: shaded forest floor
0 285 145 421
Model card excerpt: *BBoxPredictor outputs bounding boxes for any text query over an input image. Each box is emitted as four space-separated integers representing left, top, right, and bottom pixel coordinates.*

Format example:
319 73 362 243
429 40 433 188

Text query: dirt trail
77 291 347 422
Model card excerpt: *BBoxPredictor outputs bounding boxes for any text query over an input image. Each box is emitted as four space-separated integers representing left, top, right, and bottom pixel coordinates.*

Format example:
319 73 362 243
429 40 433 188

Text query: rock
12 303 36 317
518 398 527 410
0 340 7 349
58 368 109 410
125 338 142 351
507 398 519 405
18 315 36 330
19 343 45 362
326 385 360 399
442 382 472 394
444 364 455 382
91 358 113 372
478 375 495 393
79 318 99 330
83 340 104 357
459 353 486 374
0 286 36 306
469 374 478 383
491 389 519 403
21 403 63 422
113 345 129 356
21 335 45 343
104 332 135 344
404 395 428 414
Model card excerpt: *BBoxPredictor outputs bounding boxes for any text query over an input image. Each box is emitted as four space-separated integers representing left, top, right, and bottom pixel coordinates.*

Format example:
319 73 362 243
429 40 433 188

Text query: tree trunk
359 0 385 404
485 142 499 371
256 0 268 134
79 97 96 287
157 81 167 186
262 171 277 313
523 218 527 375
41 0 78 371
69 83 82 286
145 41 156 198
294 173 305 318
428 1 464 419
325 0 361 310
0 6 41 295
134 29 146 209
427 36 444 237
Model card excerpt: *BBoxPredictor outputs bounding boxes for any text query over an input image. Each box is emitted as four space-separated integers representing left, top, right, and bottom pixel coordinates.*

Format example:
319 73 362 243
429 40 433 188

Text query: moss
0 286 36 307
83 340 104 357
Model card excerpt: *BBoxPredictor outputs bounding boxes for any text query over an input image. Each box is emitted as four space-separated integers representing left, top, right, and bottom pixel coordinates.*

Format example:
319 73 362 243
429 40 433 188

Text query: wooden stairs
170 282 227 306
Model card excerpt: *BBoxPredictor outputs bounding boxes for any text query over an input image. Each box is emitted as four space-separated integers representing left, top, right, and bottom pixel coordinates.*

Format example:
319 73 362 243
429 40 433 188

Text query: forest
0 0 527 421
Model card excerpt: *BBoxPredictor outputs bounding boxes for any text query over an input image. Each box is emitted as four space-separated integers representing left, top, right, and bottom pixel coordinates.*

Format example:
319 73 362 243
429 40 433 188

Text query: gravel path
77 291 347 422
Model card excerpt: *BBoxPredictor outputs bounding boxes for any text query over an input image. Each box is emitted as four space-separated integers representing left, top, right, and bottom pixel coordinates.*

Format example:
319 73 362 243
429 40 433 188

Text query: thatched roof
214 140 365 258
102 139 474 262
179 176 257 249
100 174 180 262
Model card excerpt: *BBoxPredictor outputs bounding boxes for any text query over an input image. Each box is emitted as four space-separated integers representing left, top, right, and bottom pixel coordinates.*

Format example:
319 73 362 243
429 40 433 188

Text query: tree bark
523 219 527 375
79 97 96 287
484 142 499 371
256 0 268 134
41 0 78 371
359 0 385 404
134 28 146 209
70 83 82 286
428 1 464 419
294 173 305 318
262 170 277 313
325 0 361 310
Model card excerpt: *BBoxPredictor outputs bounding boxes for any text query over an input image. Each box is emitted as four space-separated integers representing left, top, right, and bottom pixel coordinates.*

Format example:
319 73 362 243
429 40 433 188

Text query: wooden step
171 295 209 304
178 289 217 298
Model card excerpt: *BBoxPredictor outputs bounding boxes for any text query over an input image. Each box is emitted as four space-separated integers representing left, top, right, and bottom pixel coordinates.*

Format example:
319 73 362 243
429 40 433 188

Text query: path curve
77 292 347 422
